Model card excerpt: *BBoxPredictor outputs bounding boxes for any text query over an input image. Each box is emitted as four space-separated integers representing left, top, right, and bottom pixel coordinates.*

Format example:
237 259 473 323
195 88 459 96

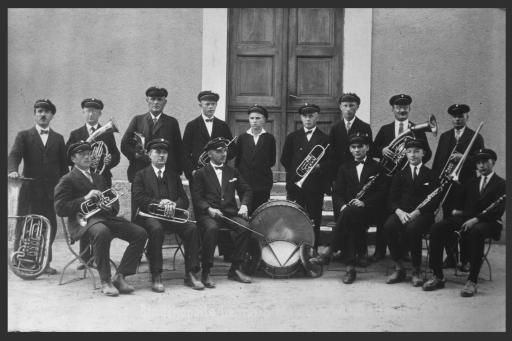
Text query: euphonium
295 144 330 188
86 118 119 175
196 136 238 169
136 203 196 224
8 214 51 280
380 115 438 176
76 188 125 227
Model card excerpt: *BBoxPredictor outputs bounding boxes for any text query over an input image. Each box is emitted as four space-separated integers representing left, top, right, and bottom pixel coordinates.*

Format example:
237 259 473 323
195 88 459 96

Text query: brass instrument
86 118 119 175
76 188 125 227
380 115 438 176
136 203 196 223
339 173 381 213
295 144 330 188
132 131 146 154
197 136 238 169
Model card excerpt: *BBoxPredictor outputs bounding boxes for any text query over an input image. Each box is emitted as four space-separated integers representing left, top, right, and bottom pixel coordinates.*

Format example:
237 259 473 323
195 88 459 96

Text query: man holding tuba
132 138 204 292
54 141 147 297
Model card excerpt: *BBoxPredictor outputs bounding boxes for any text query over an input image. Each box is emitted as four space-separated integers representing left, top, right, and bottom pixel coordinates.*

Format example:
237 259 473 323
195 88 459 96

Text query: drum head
299 243 323 278
260 241 301 279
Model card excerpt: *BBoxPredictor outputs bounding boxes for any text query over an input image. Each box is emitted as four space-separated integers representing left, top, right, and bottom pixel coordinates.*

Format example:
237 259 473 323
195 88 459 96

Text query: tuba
87 118 119 175
380 115 438 176
76 188 125 227
196 136 238 169
8 177 51 280
295 144 330 188
136 203 196 223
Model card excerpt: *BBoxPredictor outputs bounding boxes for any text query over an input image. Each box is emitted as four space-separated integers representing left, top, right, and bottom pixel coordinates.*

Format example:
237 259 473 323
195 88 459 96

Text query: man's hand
238 205 249 220
159 199 176 217
310 163 321 173
462 217 479 232
103 154 112 166
208 207 223 218
395 208 410 225
84 189 102 201
408 209 421 221
8 171 19 179
382 147 394 159
348 199 365 207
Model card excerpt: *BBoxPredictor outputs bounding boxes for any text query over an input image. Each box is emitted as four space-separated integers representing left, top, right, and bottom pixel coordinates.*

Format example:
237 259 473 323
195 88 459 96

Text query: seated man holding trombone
132 138 203 292
54 141 148 297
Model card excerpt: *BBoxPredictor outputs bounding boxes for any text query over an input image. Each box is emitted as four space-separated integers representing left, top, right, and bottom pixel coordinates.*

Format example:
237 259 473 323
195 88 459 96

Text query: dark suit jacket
235 132 276 192
8 127 68 205
432 127 484 182
182 115 233 180
191 163 252 218
389 164 438 215
120 112 183 182
333 158 386 209
280 127 330 193
54 167 122 242
66 124 120 183
455 173 506 227
328 117 373 176
132 165 189 213
373 121 432 163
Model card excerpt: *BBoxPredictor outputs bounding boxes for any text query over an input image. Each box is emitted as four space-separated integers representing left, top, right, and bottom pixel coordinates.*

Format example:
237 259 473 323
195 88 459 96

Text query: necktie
40 129 49 135
346 121 351 132
91 127 96 133
398 122 404 135
205 118 214 122
480 176 487 194
157 170 162 180
455 129 462 141
152 118 158 125
412 166 417 181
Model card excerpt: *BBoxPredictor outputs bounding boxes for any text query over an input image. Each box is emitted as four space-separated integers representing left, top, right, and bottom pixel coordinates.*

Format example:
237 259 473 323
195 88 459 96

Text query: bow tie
40 129 49 135
355 160 365 165
305 129 313 135
205 118 214 122
213 165 224 170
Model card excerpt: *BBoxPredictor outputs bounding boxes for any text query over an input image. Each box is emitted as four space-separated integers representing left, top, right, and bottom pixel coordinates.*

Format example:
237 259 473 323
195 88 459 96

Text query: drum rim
250 199 311 224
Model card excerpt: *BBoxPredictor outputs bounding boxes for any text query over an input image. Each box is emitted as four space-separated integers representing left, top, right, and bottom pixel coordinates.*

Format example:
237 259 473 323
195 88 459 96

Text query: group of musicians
8 87 505 299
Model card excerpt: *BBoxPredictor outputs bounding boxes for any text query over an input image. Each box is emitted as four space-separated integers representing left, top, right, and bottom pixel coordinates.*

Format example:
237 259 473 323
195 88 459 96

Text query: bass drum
249 200 315 278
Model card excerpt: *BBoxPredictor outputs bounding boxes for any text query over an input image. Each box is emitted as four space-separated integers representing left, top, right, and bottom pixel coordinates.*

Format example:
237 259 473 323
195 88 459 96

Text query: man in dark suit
431 104 484 269
120 86 184 219
132 138 203 292
54 141 147 297
372 94 433 261
182 90 233 183
281 103 330 250
311 133 386 284
384 138 438 287
423 148 505 297
8 99 68 275
191 139 254 285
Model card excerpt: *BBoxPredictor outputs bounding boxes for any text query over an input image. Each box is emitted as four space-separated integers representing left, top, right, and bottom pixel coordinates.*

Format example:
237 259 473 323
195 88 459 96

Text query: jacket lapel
221 166 231 195
71 167 95 191
152 114 164 135
479 173 497 198
29 127 45 151
147 167 160 197
206 164 222 194
45 129 58 151
144 112 154 136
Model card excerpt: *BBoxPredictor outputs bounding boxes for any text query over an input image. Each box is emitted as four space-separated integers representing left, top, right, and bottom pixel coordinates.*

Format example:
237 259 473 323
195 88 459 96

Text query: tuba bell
86 118 119 175
379 114 438 176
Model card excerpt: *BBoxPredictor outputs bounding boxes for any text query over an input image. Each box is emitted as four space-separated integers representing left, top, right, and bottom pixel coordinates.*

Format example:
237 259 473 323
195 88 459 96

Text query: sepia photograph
6 8 507 332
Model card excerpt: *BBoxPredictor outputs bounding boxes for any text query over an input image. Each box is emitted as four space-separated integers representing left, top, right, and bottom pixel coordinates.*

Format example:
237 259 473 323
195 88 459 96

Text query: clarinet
415 181 450 211
455 194 505 238
339 174 380 213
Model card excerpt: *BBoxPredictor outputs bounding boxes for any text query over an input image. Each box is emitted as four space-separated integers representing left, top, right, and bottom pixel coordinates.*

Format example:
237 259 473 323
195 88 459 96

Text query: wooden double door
227 8 344 180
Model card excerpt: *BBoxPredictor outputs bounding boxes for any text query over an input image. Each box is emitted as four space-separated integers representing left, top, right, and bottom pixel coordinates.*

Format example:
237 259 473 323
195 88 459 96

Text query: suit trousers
428 217 498 283
82 219 147 282
197 215 251 269
331 206 368 265
287 187 324 248
384 213 433 269
138 217 200 274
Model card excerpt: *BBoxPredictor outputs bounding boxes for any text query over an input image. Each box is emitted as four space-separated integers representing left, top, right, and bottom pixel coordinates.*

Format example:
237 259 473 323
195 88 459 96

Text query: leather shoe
201 271 216 288
101 280 119 297
184 272 205 290
228 268 252 283
422 275 446 291
386 268 406 284
342 269 356 284
460 280 477 297
112 274 135 294
43 265 58 275
411 271 424 287
151 273 165 293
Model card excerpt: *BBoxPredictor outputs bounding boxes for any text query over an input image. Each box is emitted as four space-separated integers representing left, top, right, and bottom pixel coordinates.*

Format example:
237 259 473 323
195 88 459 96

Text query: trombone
136 203 196 224
76 188 126 227
295 144 330 188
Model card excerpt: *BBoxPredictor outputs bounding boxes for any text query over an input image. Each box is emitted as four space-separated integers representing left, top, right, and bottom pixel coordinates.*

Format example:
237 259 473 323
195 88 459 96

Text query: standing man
8 99 68 275
54 141 147 296
281 103 330 250
191 139 254 285
431 104 484 268
132 138 203 292
423 148 505 297
121 86 184 219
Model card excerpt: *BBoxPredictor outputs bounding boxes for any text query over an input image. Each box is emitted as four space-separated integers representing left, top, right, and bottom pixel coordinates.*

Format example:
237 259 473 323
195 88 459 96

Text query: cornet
86 118 119 175
295 144 330 188
76 188 125 227
136 203 196 223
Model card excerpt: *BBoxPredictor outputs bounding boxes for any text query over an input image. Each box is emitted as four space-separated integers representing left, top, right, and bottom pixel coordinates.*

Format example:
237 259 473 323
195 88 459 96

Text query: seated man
132 138 203 292
191 138 254 286
423 148 505 297
54 141 148 297
384 138 438 287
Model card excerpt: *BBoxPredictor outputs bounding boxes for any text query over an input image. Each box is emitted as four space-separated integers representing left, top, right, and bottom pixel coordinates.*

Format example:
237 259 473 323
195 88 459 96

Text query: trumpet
136 203 196 223
196 136 238 169
76 188 125 227
86 118 119 175
295 144 330 188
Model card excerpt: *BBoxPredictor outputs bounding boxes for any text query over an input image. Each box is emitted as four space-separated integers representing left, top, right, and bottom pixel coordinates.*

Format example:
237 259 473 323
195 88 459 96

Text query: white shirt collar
304 126 317 134
344 116 356 125
210 161 224 170
246 128 266 136
395 119 409 128
150 112 162 120
152 164 165 176
86 123 99 131
75 166 92 177
202 114 215 122
480 171 494 180
454 126 466 135
355 157 367 164
35 124 50 133
410 162 422 171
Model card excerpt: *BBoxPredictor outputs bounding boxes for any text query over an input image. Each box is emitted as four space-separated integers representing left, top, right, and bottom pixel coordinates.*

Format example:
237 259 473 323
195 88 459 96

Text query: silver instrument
295 144 330 188
136 203 196 224
197 136 238 169
76 188 125 227
86 118 119 175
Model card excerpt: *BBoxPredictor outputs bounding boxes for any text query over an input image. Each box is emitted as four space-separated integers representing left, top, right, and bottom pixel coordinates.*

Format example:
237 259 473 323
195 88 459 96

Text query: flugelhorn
86 118 119 175
76 188 125 227
196 136 238 169
136 203 196 224
295 144 330 188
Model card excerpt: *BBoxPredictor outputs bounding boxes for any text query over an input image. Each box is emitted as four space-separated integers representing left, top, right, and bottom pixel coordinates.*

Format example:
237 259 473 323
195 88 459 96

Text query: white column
202 8 228 120
343 8 373 123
